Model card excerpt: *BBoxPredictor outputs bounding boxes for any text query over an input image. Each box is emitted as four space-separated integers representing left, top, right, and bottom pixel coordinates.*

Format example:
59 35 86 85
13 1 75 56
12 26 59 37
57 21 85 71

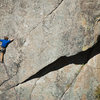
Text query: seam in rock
0 35 100 95
14 87 19 100
0 78 40 100
29 0 64 34
0 59 22 87
30 78 40 100
1 83 19 94
0 76 16 87
46 0 64 17
0 66 19 87
59 65 84 100
29 22 41 34
0 78 10 87
3 63 10 77
0 64 11 86
0 73 18 93
22 35 100 84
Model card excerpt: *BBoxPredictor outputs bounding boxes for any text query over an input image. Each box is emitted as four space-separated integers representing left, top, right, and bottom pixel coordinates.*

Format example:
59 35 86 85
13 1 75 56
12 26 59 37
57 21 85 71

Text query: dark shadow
23 36 100 83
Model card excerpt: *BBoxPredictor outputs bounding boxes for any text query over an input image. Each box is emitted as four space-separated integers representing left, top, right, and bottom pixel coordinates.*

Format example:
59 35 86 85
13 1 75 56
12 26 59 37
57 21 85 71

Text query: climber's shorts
0 46 6 54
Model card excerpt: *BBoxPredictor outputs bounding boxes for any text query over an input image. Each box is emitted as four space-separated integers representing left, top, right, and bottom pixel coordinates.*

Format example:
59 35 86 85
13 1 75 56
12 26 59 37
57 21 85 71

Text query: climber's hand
10 39 14 42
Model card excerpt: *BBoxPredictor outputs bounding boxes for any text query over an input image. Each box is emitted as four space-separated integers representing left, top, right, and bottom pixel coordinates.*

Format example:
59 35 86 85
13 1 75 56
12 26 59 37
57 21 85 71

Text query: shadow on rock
23 36 100 83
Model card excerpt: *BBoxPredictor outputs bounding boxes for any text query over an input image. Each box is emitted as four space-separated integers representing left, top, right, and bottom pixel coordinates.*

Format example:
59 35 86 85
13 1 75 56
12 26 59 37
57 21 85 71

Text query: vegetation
94 84 100 100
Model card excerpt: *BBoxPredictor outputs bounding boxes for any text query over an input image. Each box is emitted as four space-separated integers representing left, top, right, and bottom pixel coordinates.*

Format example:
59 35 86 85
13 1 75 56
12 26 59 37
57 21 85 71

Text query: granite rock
0 0 100 100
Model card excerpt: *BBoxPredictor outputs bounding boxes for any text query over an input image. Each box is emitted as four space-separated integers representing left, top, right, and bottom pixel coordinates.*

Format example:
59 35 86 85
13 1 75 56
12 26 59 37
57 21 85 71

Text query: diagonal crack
14 87 19 100
0 63 10 87
0 78 40 99
29 0 64 34
0 2 99 97
0 73 19 93
0 78 10 87
0 35 100 95
29 22 42 34
59 65 84 100
22 35 100 84
3 63 10 77
30 78 40 100
0 82 19 94
46 0 64 17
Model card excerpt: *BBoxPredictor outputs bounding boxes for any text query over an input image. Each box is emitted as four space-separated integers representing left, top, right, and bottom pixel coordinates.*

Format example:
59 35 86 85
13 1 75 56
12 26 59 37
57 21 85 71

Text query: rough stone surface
61 54 100 100
0 0 100 100
0 64 82 100
0 54 100 100
0 64 9 85
0 88 17 100
0 0 100 82
15 79 38 100
31 64 82 100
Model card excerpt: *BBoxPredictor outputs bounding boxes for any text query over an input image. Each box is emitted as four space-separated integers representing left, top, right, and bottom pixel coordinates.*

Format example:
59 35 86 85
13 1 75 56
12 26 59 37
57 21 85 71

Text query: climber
0 36 14 63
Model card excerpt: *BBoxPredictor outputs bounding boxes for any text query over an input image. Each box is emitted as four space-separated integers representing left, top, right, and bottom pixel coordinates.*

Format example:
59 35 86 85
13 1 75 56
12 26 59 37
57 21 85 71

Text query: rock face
0 0 100 100
0 54 100 100
62 54 100 100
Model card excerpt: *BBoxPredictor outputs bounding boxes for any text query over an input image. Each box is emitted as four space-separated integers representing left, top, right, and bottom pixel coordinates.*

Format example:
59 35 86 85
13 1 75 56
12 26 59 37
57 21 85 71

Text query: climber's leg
0 46 1 51
0 47 5 63
0 52 4 63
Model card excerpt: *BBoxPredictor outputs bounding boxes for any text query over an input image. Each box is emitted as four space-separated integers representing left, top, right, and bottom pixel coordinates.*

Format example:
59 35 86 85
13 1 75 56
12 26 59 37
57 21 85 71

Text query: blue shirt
0 39 11 48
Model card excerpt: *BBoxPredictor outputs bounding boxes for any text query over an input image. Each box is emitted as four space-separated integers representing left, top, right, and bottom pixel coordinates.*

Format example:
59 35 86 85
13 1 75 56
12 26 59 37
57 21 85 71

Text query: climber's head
4 36 9 40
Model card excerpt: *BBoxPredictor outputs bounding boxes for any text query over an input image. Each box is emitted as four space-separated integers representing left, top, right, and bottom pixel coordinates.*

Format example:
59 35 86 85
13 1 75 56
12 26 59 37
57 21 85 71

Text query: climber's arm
0 39 3 42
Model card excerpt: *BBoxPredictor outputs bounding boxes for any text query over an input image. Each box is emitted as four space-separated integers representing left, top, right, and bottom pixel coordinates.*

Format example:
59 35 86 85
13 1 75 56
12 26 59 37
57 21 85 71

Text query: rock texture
0 54 100 100
62 54 100 100
0 0 100 100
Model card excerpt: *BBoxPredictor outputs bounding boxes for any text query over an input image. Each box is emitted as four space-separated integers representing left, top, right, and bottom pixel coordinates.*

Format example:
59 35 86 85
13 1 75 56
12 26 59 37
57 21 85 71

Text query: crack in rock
0 78 10 87
29 0 64 34
13 87 19 100
46 0 64 17
0 83 19 94
21 35 100 84
0 35 100 96
60 65 84 100
3 63 10 77
30 78 40 100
